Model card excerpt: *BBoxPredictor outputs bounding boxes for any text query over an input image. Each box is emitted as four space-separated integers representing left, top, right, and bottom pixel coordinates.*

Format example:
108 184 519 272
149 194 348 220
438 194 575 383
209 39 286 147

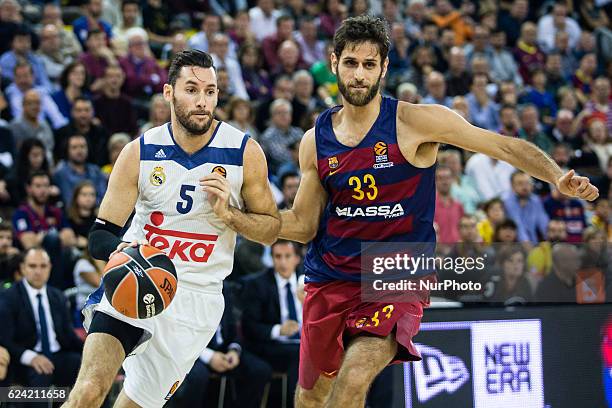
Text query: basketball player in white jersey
62 50 280 408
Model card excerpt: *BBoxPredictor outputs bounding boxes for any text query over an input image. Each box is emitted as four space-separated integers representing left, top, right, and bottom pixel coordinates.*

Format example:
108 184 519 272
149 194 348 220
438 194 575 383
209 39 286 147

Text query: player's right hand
280 320 300 336
31 355 54 375
110 240 149 259
210 351 231 373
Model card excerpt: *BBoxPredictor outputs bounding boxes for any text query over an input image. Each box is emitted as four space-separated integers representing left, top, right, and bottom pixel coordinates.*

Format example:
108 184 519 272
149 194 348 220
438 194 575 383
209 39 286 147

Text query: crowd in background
0 0 611 405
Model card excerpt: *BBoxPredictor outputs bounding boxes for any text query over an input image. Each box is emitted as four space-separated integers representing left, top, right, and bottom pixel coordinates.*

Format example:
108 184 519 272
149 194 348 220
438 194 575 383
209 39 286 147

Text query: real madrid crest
149 166 166 186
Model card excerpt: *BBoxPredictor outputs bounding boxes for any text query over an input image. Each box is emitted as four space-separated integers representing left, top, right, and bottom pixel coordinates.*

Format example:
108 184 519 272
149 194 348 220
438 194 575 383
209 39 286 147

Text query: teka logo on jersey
413 344 470 403
143 211 218 263
335 203 404 218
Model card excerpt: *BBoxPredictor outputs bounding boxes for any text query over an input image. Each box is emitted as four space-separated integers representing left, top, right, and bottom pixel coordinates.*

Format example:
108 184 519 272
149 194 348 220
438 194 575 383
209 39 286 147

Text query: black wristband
88 218 123 260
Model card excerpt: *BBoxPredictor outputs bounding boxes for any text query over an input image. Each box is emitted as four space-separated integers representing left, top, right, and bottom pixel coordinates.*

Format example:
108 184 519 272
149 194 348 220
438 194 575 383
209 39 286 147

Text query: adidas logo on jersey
155 149 167 159
335 203 404 219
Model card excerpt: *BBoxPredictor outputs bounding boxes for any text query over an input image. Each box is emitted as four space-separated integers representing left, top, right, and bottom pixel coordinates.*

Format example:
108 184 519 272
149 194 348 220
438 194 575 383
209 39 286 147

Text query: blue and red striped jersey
303 96 437 282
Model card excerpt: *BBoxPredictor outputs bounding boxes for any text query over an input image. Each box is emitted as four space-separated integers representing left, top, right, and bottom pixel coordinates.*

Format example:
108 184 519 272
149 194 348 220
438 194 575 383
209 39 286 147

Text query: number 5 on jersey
177 185 196 214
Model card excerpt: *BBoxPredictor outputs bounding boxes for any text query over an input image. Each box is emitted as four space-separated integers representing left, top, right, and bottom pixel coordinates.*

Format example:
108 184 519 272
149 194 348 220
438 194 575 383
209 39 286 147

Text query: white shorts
84 283 224 407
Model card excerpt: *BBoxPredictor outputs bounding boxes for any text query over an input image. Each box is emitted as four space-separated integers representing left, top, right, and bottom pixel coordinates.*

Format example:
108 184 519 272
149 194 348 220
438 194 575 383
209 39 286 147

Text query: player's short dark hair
333 15 390 63
27 170 50 186
168 50 215 87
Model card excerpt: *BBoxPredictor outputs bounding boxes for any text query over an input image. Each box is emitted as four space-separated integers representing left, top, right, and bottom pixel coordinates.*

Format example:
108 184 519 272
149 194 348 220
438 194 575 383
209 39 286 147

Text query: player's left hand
200 173 231 221
557 170 599 201
225 350 240 369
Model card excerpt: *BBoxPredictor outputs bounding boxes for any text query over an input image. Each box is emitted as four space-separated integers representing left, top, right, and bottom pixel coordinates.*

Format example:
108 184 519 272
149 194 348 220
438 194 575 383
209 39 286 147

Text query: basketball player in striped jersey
62 50 279 407
279 16 599 407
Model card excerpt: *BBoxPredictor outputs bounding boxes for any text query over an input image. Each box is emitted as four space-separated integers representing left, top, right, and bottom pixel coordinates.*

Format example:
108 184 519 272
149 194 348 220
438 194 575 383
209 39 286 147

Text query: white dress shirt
465 153 516 201
20 279 61 366
249 7 281 42
270 271 301 341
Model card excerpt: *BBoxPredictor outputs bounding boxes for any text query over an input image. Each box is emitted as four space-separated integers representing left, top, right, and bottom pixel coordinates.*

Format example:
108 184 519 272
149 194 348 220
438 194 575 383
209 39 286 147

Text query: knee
337 364 373 392
67 379 108 407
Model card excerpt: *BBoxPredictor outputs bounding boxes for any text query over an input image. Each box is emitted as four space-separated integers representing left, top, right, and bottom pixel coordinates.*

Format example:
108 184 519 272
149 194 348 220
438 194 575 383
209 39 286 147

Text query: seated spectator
581 226 610 271
497 0 529 47
72 249 103 323
109 0 141 57
239 43 273 102
119 28 167 101
590 198 612 240
537 2 581 53
438 150 481 214
101 133 131 176
189 13 238 58
139 94 170 135
543 187 586 243
0 26 53 92
319 0 346 39
54 97 110 166
503 171 549 245
571 53 597 105
520 70 557 126
0 247 82 389
396 82 420 104
292 70 322 130
310 43 338 106
513 22 545 84
40 4 82 62
493 219 519 245
584 118 612 174
93 65 138 136
527 219 567 285
465 152 515 201
210 33 249 100
227 97 258 140
430 0 473 46
434 166 465 243
160 32 187 68
12 172 76 288
535 243 581 303
242 240 302 406
262 15 296 69
256 75 295 132
584 77 612 136
66 181 98 250
8 89 54 159
544 52 566 97
490 29 523 87
548 110 578 147
0 221 20 286
518 104 554 154
278 172 300 210
169 284 272 408
5 62 67 130
259 99 303 175
477 198 506 245
445 47 471 97
72 0 113 48
51 62 90 122
465 73 500 131
53 134 107 206
142 0 173 49
272 40 307 82
422 71 452 107
294 16 325 68
498 104 520 137
37 24 72 89
487 245 532 304
228 11 256 49
78 29 118 94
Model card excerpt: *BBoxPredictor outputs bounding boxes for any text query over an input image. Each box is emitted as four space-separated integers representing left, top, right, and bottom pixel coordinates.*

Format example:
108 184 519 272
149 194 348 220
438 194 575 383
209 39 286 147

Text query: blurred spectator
551 143 572 172
78 29 118 94
406 45 436 95
66 180 97 250
464 25 493 66
408 22 447 73
0 26 53 93
422 71 452 107
0 247 82 389
445 47 471 97
579 0 610 31
591 198 612 239
256 75 294 132
544 52 566 97
161 32 188 68
5 62 67 130
581 226 610 270
594 158 612 201
249 0 281 42
557 86 579 115
53 134 107 206
72 248 103 321
535 243 580 302
54 97 109 166
548 110 577 146
430 0 473 46
497 0 528 47
477 198 506 245
242 240 302 407
210 32 249 100
110 0 141 57
465 73 500 131
93 65 138 136
294 16 325 68
101 132 130 176
260 99 302 175
119 29 167 101
544 187 586 243
571 53 597 105
227 97 258 140
72 0 113 48
215 67 232 119
451 95 470 121
435 166 465 243
169 284 271 408
37 24 72 88
239 43 273 102
513 22 545 84
142 0 172 48
40 4 82 62
503 171 549 244
52 62 89 123
498 80 519 107
278 171 300 210
0 221 20 286
493 219 519 244
310 43 338 107
397 82 420 104
6 139 55 207
139 95 170 135
521 70 557 125
585 77 612 135
488 245 532 304
292 70 320 129
0 0 24 56
404 0 426 39
490 29 523 87
190 14 234 58
387 23 413 89
498 104 520 136
9 89 54 161
553 31 577 79
438 150 481 214
527 219 567 284
320 0 346 39
518 104 554 154
465 152 515 200
228 10 256 49
585 118 612 174
273 40 307 82
11 172 76 288
537 2 581 53
262 15 296 69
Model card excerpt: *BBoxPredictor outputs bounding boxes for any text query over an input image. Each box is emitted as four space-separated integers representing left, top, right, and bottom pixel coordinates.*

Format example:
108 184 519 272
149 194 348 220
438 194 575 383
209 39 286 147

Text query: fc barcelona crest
329 156 339 169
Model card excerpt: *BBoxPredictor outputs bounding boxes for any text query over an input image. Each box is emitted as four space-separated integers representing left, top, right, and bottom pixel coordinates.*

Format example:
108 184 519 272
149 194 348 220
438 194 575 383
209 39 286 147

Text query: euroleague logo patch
150 166 166 186
374 141 388 156
373 141 394 169
165 380 180 400
212 166 227 178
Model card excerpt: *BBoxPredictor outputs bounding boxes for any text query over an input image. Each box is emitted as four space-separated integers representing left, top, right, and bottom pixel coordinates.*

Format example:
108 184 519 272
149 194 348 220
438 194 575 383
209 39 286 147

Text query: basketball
102 244 178 319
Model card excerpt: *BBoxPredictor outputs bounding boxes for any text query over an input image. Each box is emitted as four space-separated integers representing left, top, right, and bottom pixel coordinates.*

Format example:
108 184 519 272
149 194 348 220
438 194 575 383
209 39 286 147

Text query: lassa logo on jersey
143 211 218 263
335 203 404 218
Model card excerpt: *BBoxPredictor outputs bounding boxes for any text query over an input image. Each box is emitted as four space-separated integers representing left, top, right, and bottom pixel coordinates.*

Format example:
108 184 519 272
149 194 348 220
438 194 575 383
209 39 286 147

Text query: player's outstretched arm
279 129 328 243
200 138 280 245
402 103 599 201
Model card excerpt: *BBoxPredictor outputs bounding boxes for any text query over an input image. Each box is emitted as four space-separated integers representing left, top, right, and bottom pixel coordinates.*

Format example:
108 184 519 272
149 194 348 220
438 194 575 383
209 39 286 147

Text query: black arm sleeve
88 219 123 260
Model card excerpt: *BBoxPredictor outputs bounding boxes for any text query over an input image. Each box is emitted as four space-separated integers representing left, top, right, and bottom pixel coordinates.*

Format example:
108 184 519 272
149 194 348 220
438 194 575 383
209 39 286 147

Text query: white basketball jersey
123 122 248 291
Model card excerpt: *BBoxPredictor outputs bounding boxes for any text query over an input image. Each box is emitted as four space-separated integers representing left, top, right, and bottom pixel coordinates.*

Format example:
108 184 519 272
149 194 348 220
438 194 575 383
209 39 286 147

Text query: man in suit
0 247 82 391
242 239 302 406
168 283 272 408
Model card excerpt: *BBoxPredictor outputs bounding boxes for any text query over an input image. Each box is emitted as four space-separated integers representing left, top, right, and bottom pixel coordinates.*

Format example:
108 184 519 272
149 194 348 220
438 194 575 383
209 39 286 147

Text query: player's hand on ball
210 351 232 373
280 320 300 336
110 240 150 259
557 170 599 201
200 173 231 221
31 354 54 375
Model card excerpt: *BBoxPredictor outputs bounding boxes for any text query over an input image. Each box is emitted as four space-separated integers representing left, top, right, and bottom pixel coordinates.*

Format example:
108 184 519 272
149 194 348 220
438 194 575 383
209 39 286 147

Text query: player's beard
337 67 382 107
172 96 214 136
